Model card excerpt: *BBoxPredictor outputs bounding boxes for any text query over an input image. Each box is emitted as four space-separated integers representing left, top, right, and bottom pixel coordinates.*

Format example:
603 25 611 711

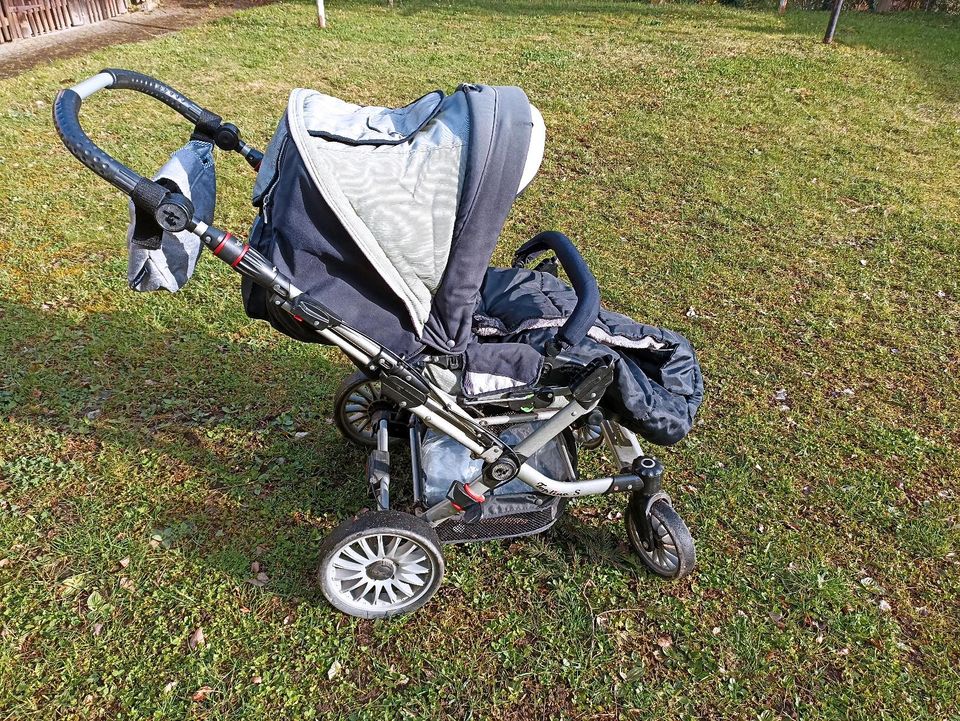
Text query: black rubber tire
625 496 696 580
317 510 445 619
333 371 387 448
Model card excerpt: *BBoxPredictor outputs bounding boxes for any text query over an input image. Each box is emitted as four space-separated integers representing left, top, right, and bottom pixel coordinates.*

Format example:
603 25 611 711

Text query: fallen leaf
118 557 130 569
251 561 260 573
656 635 672 650
878 599 892 613
163 680 177 694
188 627 205 651
60 573 87 597
118 576 135 591
92 622 104 636
192 685 213 702
86 590 110 613
252 675 262 685
327 660 342 680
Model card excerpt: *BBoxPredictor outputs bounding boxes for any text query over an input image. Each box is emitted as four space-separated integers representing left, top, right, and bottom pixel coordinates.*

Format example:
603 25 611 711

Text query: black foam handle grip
53 69 210 211
102 68 205 124
513 231 601 349
53 88 144 195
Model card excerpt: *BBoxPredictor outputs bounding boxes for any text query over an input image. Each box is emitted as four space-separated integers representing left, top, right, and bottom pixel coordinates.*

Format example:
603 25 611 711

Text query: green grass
1 1 959 718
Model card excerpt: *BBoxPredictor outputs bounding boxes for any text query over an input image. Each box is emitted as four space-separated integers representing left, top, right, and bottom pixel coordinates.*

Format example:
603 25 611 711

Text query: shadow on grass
284 0 960 100
689 7 960 101
2 293 653 599
1 297 373 600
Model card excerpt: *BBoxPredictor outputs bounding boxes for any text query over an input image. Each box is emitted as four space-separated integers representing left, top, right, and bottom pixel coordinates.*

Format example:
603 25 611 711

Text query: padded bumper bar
513 231 601 353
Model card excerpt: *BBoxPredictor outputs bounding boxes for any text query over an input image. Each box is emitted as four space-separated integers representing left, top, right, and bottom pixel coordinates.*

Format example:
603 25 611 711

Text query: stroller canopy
245 84 539 356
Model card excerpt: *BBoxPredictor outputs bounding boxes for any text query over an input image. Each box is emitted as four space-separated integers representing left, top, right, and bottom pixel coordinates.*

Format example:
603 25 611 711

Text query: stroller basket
436 497 565 544
53 69 704 619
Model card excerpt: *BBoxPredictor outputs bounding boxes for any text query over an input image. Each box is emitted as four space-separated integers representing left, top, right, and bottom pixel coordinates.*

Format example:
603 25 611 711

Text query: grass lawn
1 0 959 718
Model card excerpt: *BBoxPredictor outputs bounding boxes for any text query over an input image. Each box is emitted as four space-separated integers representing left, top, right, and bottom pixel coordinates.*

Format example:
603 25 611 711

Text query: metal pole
824 0 844 44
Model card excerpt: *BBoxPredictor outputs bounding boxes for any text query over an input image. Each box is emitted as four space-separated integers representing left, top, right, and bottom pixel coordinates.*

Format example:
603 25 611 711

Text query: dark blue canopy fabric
242 84 532 357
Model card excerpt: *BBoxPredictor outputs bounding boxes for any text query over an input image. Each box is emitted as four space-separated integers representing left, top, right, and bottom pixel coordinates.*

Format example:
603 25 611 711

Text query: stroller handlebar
53 69 262 218
513 231 601 354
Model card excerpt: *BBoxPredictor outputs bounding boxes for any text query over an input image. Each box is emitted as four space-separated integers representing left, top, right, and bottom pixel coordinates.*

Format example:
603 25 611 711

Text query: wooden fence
0 0 127 43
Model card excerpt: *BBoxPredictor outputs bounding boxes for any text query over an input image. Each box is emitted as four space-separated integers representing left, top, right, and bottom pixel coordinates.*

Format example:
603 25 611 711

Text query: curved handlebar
53 69 212 198
513 231 601 353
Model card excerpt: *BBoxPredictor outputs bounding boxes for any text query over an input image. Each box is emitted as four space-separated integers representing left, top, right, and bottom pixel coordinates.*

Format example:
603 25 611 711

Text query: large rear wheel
333 371 393 448
318 511 445 618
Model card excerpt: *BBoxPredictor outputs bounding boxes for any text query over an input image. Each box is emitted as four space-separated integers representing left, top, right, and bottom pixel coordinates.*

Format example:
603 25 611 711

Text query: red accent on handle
230 244 250 268
212 232 232 256
463 485 485 503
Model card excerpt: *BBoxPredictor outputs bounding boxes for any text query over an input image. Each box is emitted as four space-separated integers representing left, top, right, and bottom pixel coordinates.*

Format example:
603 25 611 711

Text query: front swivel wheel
318 510 445 618
625 495 696 580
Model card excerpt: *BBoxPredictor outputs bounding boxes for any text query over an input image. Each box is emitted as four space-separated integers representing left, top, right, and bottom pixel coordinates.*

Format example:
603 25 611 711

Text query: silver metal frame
290 280 644 527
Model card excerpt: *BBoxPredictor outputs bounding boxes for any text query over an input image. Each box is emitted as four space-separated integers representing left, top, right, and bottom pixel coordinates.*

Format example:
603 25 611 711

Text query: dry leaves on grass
192 685 214 702
188 627 205 651
247 561 270 587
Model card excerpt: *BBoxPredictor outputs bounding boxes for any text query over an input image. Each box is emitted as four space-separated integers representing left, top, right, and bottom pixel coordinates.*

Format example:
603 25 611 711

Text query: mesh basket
436 495 565 544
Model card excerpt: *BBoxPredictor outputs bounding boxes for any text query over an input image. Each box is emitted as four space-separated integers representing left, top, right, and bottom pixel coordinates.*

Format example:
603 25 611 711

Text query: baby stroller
54 70 704 618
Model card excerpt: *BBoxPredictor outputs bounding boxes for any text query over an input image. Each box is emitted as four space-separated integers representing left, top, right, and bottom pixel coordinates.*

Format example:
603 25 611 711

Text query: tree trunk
317 0 326 27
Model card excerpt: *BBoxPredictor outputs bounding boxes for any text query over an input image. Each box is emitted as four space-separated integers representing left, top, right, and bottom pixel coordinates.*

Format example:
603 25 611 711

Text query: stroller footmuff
55 70 704 619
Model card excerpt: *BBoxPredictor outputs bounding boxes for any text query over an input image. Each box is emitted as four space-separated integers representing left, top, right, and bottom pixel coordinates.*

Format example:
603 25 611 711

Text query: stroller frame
54 70 695 618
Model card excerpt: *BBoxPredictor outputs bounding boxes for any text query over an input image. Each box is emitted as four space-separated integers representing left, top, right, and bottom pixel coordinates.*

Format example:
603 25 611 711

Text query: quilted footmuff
474 267 704 446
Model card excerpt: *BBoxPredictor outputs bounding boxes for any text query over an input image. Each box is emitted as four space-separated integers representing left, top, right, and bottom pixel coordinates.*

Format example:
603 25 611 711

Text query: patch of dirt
0 0 275 80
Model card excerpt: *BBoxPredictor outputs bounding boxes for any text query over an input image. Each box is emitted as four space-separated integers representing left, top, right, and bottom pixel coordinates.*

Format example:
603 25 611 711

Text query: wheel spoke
333 556 366 571
342 576 368 593
393 579 414 597
341 545 369 566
